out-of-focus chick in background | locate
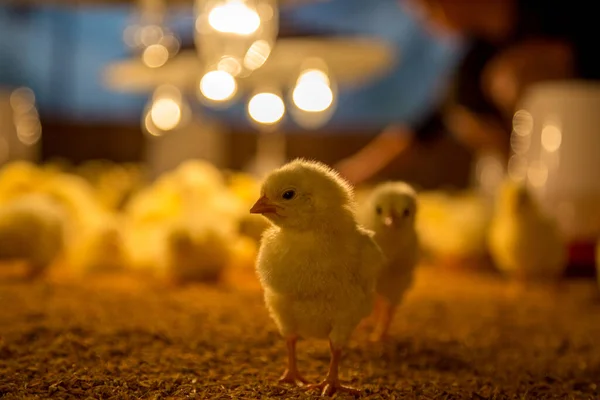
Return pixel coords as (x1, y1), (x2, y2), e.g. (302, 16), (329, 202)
(36, 170), (128, 278)
(0, 160), (133, 279)
(67, 214), (129, 277)
(488, 179), (567, 284)
(358, 181), (419, 342)
(252, 159), (384, 396)
(0, 161), (47, 204)
(75, 160), (146, 211)
(0, 193), (66, 280)
(162, 220), (232, 285)
(227, 172), (272, 242)
(123, 159), (258, 285)
(416, 190), (491, 270)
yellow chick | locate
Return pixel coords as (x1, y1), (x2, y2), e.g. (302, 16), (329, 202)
(488, 180), (568, 282)
(0, 194), (66, 279)
(0, 161), (46, 204)
(43, 158), (72, 175)
(227, 171), (271, 242)
(252, 159), (384, 396)
(359, 181), (419, 342)
(66, 215), (129, 276)
(163, 221), (232, 284)
(416, 190), (491, 268)
(37, 172), (105, 231)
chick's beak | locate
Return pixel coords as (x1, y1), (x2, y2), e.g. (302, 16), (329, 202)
(383, 212), (399, 227)
(250, 195), (277, 215)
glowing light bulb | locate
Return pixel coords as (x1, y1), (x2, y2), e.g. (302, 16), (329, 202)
(208, 0), (261, 35)
(298, 69), (330, 86)
(199, 70), (237, 102)
(150, 98), (182, 131)
(292, 69), (333, 113)
(248, 92), (285, 125)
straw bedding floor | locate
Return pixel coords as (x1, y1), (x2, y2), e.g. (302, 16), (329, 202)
(1, 266), (600, 399)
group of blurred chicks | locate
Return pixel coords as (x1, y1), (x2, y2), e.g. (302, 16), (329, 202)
(410, 182), (568, 282)
(0, 156), (569, 286)
(0, 159), (268, 285)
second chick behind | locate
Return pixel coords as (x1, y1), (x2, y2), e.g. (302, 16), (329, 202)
(359, 181), (419, 342)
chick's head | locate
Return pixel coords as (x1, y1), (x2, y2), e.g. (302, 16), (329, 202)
(367, 182), (417, 230)
(250, 159), (354, 230)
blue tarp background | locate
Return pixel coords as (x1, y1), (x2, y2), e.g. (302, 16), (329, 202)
(0, 0), (465, 131)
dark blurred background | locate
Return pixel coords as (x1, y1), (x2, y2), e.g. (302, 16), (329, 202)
(0, 0), (472, 188)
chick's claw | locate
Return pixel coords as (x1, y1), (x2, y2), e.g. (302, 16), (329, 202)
(278, 369), (308, 386)
(305, 380), (361, 397)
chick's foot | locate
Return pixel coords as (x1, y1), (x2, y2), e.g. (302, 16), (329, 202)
(278, 369), (308, 386)
(306, 379), (360, 397)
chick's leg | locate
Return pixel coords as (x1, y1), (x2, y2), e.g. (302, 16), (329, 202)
(357, 295), (383, 332)
(279, 335), (307, 386)
(370, 298), (396, 342)
(306, 340), (360, 396)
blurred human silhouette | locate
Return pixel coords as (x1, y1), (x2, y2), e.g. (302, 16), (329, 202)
(337, 0), (599, 184)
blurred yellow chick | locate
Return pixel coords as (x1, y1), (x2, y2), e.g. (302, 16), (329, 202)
(488, 179), (568, 282)
(223, 235), (261, 288)
(358, 181), (419, 342)
(29, 171), (127, 277)
(252, 159), (384, 396)
(43, 158), (72, 175)
(417, 190), (491, 268)
(0, 161), (47, 204)
(0, 194), (67, 279)
(66, 215), (129, 276)
(227, 171), (271, 242)
(123, 159), (242, 282)
(91, 162), (145, 211)
(162, 219), (232, 284)
(156, 159), (244, 227)
(37, 172), (106, 230)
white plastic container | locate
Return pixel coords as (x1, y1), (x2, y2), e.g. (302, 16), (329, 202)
(510, 81), (600, 244)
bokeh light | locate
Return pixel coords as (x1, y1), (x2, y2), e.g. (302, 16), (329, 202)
(208, 0), (261, 35)
(199, 70), (237, 102)
(248, 92), (285, 125)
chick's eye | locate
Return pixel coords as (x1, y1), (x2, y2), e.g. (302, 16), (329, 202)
(403, 208), (411, 217)
(376, 206), (382, 215)
(282, 190), (296, 200)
